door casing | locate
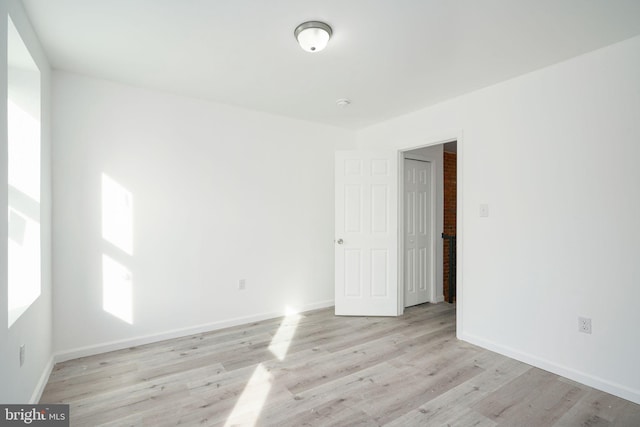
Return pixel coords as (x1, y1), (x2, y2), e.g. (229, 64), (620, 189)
(395, 135), (462, 325)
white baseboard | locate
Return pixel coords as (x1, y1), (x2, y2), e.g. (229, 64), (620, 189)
(30, 355), (54, 404)
(459, 332), (640, 405)
(54, 300), (335, 363)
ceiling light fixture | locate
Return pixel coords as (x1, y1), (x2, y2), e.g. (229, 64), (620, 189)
(294, 21), (332, 52)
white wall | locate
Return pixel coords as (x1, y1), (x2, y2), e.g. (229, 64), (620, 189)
(0, 0), (53, 403)
(357, 35), (640, 404)
(52, 72), (355, 357)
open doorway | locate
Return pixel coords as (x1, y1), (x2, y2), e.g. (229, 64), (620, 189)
(443, 141), (457, 303)
(401, 145), (442, 308)
(403, 156), (433, 307)
(334, 139), (461, 318)
(400, 140), (458, 309)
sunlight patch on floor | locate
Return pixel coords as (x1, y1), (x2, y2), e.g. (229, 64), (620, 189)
(268, 311), (302, 361)
(223, 363), (273, 427)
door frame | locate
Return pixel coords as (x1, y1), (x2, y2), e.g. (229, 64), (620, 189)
(401, 155), (437, 308)
(395, 133), (463, 335)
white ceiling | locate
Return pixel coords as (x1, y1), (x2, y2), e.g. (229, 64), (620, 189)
(21, 0), (640, 129)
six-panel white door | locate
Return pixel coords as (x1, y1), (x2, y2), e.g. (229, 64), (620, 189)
(404, 159), (432, 307)
(334, 151), (398, 316)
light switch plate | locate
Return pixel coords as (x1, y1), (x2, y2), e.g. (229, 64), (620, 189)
(479, 204), (489, 217)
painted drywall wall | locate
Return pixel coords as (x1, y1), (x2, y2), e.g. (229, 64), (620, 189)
(0, 0), (53, 403)
(356, 35), (640, 403)
(52, 71), (355, 357)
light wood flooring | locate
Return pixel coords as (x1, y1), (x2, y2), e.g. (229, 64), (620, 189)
(41, 303), (640, 426)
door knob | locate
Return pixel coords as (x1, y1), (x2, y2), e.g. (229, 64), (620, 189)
(337, 238), (344, 245)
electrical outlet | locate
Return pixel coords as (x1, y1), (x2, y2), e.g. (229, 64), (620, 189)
(578, 317), (592, 334)
(238, 279), (246, 290)
(19, 344), (25, 367)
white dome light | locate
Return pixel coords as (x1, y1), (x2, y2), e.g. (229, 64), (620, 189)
(294, 21), (332, 53)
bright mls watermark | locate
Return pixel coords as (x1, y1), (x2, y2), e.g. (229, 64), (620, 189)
(1, 405), (69, 426)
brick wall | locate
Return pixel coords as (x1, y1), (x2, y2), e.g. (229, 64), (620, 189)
(443, 151), (457, 302)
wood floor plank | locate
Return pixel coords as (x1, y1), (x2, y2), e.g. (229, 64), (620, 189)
(251, 362), (403, 426)
(276, 333), (407, 395)
(356, 350), (486, 424)
(554, 388), (640, 427)
(70, 362), (226, 417)
(39, 303), (640, 426)
(388, 358), (531, 427)
(472, 367), (588, 427)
